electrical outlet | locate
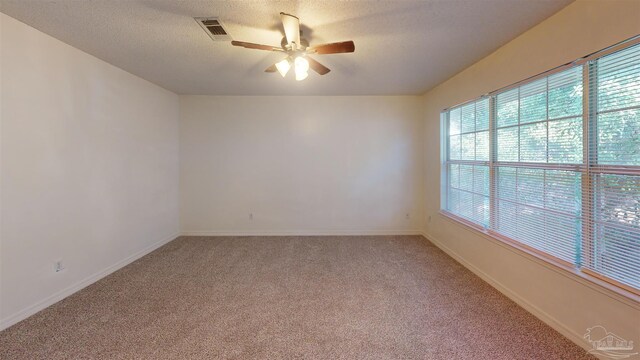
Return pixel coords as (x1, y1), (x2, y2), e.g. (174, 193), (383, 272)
(405, 213), (410, 220)
(249, 213), (253, 220)
(54, 260), (65, 273)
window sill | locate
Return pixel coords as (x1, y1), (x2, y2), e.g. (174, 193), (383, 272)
(437, 210), (640, 308)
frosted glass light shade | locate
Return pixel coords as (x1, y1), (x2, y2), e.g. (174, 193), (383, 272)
(275, 58), (291, 77)
(294, 57), (309, 81)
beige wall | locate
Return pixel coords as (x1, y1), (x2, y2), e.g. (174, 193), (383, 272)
(422, 0), (640, 353)
(0, 14), (180, 329)
(180, 96), (424, 235)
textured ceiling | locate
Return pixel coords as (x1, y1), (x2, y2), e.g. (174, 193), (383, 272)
(0, 0), (573, 95)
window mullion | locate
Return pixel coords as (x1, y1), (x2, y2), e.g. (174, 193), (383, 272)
(580, 61), (596, 268)
(442, 112), (450, 211)
(489, 96), (497, 231)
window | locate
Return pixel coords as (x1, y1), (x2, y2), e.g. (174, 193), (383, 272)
(584, 43), (640, 290)
(441, 39), (640, 294)
(494, 67), (583, 265)
(444, 98), (490, 227)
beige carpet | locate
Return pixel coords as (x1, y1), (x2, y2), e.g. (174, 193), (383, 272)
(0, 235), (594, 359)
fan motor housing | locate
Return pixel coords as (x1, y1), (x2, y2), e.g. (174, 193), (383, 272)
(281, 36), (309, 50)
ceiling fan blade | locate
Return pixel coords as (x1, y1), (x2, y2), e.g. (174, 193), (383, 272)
(231, 40), (282, 52)
(265, 64), (277, 73)
(308, 41), (355, 55)
(280, 12), (300, 49)
(306, 56), (330, 75)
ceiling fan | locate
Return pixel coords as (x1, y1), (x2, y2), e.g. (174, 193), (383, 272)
(231, 12), (355, 81)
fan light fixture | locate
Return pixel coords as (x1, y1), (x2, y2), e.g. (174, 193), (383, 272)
(294, 56), (309, 81)
(275, 58), (291, 77)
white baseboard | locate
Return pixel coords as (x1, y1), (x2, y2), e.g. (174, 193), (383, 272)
(0, 232), (180, 331)
(181, 229), (424, 237)
(419, 231), (600, 357)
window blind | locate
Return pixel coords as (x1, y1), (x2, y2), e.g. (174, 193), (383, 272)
(492, 66), (583, 265)
(584, 43), (640, 290)
(445, 98), (490, 227)
(441, 38), (640, 293)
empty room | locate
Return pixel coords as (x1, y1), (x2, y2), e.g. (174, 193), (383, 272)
(1, 0), (639, 358)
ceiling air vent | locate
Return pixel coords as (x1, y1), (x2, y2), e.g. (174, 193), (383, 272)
(195, 17), (232, 41)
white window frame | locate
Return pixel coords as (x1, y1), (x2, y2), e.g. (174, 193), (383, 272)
(440, 35), (640, 300)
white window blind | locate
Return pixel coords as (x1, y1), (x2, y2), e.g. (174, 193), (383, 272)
(584, 43), (640, 290)
(444, 98), (490, 227)
(493, 66), (583, 265)
(441, 39), (640, 293)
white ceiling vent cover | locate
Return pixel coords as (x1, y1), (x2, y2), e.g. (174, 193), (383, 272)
(195, 17), (232, 41)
